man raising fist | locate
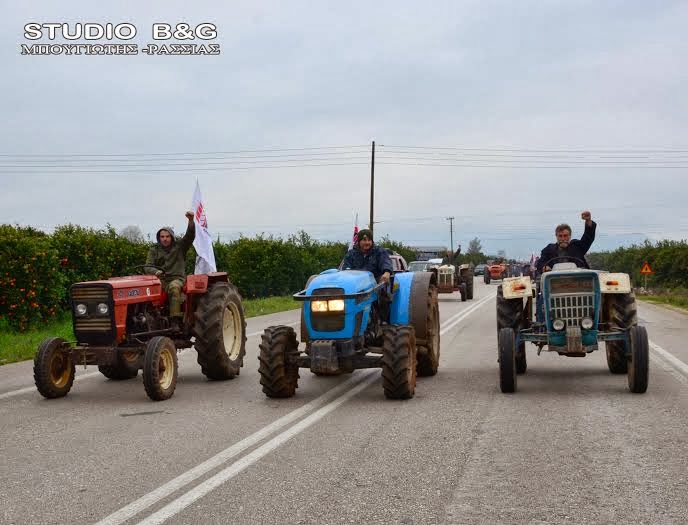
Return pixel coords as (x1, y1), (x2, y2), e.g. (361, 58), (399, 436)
(536, 210), (596, 273)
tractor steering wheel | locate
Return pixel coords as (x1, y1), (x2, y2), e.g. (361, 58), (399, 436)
(125, 264), (165, 276)
(541, 256), (587, 272)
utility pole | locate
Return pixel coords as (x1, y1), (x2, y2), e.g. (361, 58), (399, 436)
(446, 216), (455, 253)
(369, 140), (375, 234)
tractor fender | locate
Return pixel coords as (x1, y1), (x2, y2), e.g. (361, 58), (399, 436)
(390, 271), (436, 340)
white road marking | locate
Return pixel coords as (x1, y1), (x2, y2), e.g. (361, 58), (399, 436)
(97, 295), (493, 525)
(94, 372), (374, 525)
(649, 340), (688, 384)
(0, 371), (101, 400)
(135, 371), (380, 525)
(440, 293), (495, 336)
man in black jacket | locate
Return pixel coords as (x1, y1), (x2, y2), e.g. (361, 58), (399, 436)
(342, 229), (393, 283)
(536, 211), (596, 273)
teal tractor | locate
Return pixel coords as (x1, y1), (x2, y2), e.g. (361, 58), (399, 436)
(496, 259), (649, 394)
(258, 269), (440, 400)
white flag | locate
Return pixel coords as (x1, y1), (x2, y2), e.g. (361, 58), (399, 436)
(191, 180), (217, 274)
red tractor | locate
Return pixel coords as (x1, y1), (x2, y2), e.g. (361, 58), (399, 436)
(483, 260), (509, 284)
(33, 265), (246, 401)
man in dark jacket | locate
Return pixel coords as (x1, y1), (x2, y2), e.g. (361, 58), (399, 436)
(536, 210), (596, 273)
(342, 229), (393, 283)
(145, 211), (196, 321)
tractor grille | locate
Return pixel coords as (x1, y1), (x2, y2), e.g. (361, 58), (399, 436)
(549, 294), (594, 328)
(438, 269), (454, 287)
(71, 284), (116, 344)
(71, 287), (110, 302)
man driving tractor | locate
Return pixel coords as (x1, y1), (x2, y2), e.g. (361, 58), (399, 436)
(145, 211), (196, 325)
(342, 228), (393, 283)
(536, 210), (596, 273)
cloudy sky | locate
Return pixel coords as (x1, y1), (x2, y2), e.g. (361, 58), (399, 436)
(1, 1), (687, 259)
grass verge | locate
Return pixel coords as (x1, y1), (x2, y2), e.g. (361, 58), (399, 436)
(0, 295), (299, 366)
(637, 294), (688, 312)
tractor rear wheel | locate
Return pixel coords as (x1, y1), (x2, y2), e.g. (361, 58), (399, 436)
(463, 269), (474, 300)
(195, 282), (247, 380)
(604, 292), (637, 374)
(143, 336), (178, 401)
(34, 338), (75, 399)
(497, 286), (527, 374)
(381, 325), (417, 399)
(259, 326), (300, 398)
(98, 351), (140, 380)
(417, 284), (440, 377)
(498, 327), (517, 393)
(628, 325), (649, 393)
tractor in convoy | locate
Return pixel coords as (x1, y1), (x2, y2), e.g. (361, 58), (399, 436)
(429, 260), (474, 302)
(258, 269), (440, 400)
(33, 265), (247, 401)
(483, 259), (509, 284)
(495, 258), (648, 394)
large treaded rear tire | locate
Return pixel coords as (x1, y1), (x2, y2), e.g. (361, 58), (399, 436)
(34, 337), (75, 399)
(417, 284), (440, 377)
(98, 351), (139, 380)
(381, 326), (417, 399)
(258, 326), (300, 398)
(604, 292), (637, 374)
(195, 282), (247, 380)
(464, 269), (474, 300)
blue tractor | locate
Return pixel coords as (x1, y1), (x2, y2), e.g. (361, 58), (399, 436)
(258, 269), (439, 399)
(496, 258), (649, 394)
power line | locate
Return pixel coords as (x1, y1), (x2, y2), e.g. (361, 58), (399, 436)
(0, 145), (371, 158)
(379, 145), (688, 153)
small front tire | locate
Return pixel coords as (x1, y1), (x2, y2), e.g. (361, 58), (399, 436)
(34, 338), (75, 399)
(143, 336), (178, 401)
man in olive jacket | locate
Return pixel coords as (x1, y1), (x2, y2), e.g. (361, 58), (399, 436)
(145, 211), (196, 320)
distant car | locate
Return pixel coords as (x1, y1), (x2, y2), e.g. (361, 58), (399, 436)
(408, 261), (431, 272)
(474, 264), (487, 276)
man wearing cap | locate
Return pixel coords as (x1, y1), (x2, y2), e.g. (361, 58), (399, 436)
(342, 228), (393, 283)
(145, 211), (196, 324)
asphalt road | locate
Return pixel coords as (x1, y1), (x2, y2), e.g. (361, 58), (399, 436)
(1, 280), (687, 525)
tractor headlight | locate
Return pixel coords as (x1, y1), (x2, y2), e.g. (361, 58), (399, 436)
(552, 319), (565, 331)
(97, 303), (109, 315)
(311, 300), (329, 313)
(327, 299), (345, 312)
(75, 303), (88, 316)
(581, 317), (594, 330)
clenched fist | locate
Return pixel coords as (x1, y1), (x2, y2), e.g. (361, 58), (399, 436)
(581, 210), (592, 222)
(185, 211), (194, 220)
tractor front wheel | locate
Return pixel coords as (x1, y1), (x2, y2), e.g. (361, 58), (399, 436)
(498, 327), (517, 393)
(628, 325), (649, 393)
(34, 338), (75, 399)
(258, 326), (300, 398)
(381, 325), (417, 399)
(143, 336), (178, 401)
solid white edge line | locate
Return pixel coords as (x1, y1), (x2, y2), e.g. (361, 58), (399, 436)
(98, 292), (493, 524)
(136, 372), (380, 525)
(649, 340), (688, 379)
(0, 371), (102, 400)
